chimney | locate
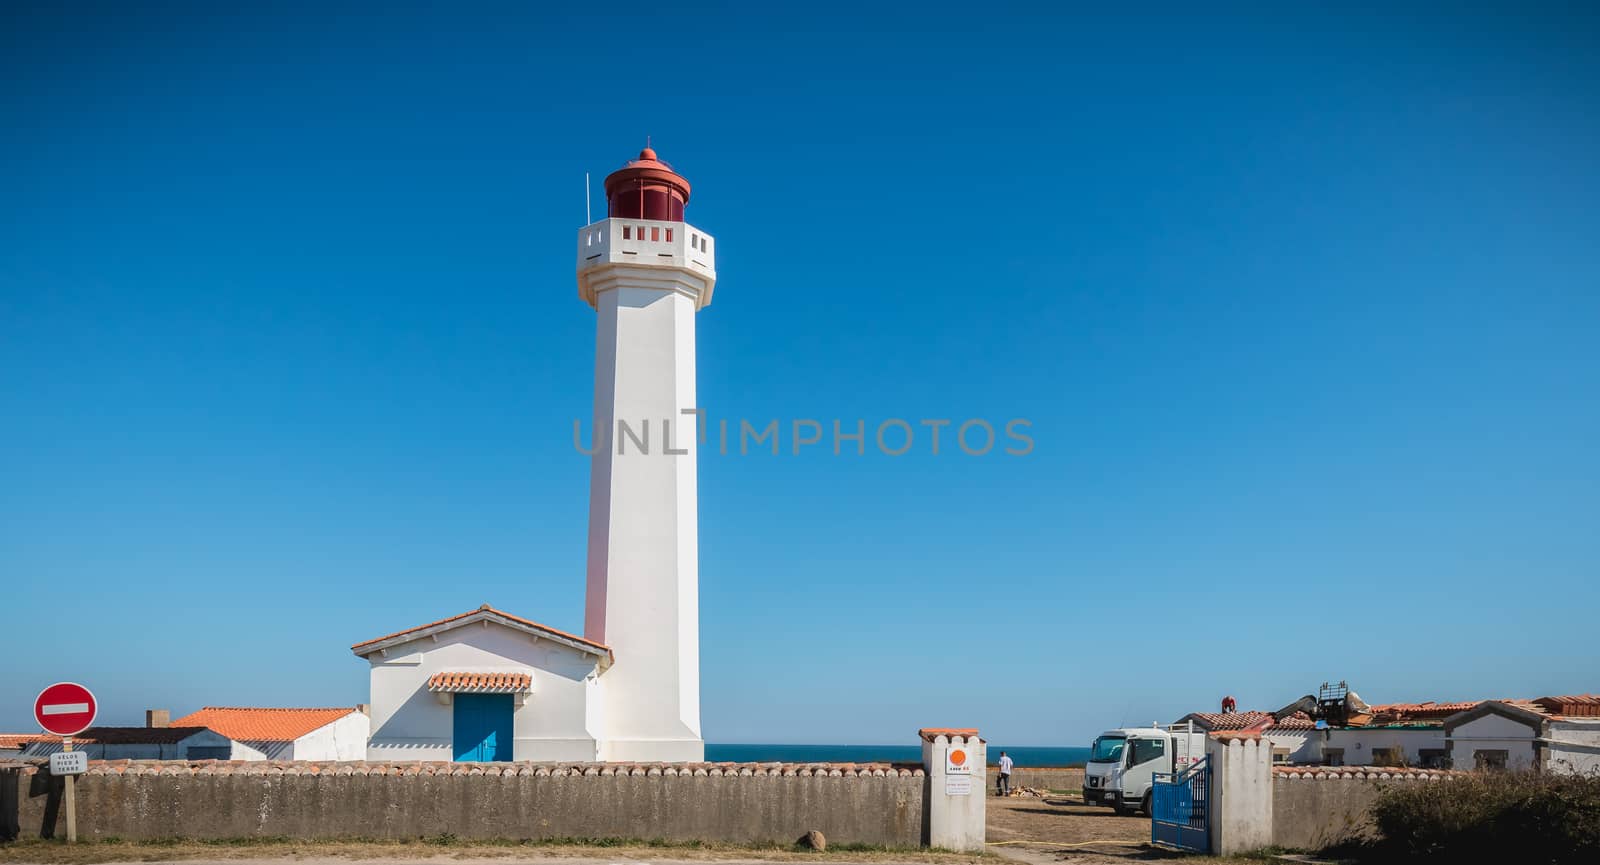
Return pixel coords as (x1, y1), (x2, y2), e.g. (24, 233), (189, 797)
(146, 709), (170, 728)
(356, 703), (370, 716)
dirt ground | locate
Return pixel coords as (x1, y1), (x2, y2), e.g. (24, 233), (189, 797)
(985, 794), (1263, 865)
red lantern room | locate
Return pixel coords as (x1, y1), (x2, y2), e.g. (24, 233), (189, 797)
(604, 147), (691, 221)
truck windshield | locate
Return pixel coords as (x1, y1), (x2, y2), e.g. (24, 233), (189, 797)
(1089, 735), (1126, 763)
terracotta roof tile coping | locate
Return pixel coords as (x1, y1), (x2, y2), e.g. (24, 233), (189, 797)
(172, 708), (360, 743)
(428, 672), (532, 694)
(1209, 730), (1265, 741)
(1274, 765), (1458, 779)
(351, 605), (610, 656)
(8, 758), (927, 779)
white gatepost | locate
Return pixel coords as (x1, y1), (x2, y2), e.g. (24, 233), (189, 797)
(920, 728), (986, 852)
(1205, 732), (1274, 856)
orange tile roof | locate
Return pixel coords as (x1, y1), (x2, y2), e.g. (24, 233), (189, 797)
(427, 672), (532, 694)
(172, 708), (358, 742)
(1184, 711), (1276, 731)
(1368, 701), (1481, 724)
(351, 605), (610, 656)
(0, 734), (47, 750)
(1533, 694), (1600, 718)
(918, 728), (980, 742)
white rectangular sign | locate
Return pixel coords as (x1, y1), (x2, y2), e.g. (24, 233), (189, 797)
(944, 743), (974, 796)
(50, 750), (89, 776)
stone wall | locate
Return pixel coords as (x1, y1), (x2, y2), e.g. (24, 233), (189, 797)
(1007, 767), (1083, 792)
(1270, 766), (1451, 852)
(3, 761), (925, 847)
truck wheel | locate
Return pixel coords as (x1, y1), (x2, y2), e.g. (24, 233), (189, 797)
(1141, 791), (1153, 816)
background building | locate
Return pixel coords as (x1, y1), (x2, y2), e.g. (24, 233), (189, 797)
(171, 706), (369, 761)
(21, 726), (231, 760)
(1443, 696), (1600, 773)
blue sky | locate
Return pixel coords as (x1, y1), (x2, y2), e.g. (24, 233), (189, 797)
(2, 2), (1597, 745)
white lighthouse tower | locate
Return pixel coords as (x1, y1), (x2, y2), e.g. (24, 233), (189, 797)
(577, 147), (714, 762)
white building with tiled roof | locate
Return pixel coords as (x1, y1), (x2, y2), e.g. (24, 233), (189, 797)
(352, 605), (613, 762)
(1175, 705), (1451, 767)
(171, 706), (369, 761)
(1443, 695), (1600, 773)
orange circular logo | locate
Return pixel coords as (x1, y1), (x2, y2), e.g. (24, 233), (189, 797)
(950, 749), (967, 766)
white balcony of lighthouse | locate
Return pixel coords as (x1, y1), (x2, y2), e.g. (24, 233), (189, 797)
(576, 218), (717, 309)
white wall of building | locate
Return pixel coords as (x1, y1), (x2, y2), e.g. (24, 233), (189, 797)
(1547, 721), (1600, 774)
(1264, 730), (1316, 763)
(292, 710), (369, 761)
(1447, 713), (1539, 771)
(230, 739), (291, 761)
(1321, 727), (1446, 767)
(366, 621), (603, 761)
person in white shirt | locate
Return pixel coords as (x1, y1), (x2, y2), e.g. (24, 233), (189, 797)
(996, 751), (1015, 795)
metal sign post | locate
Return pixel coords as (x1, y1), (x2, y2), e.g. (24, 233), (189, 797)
(63, 738), (76, 843)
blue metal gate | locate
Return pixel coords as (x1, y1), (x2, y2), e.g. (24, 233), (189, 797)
(1151, 757), (1210, 852)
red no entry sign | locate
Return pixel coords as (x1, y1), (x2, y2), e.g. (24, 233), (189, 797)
(34, 682), (97, 737)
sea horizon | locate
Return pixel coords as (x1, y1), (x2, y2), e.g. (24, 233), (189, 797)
(705, 743), (1091, 767)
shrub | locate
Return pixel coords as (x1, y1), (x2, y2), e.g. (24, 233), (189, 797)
(1363, 771), (1600, 863)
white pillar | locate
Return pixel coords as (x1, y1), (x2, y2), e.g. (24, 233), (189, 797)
(577, 218), (716, 763)
(1205, 733), (1274, 856)
(921, 729), (987, 852)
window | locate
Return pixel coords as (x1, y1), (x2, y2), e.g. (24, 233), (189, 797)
(1475, 750), (1508, 771)
(622, 226), (631, 239)
(1272, 748), (1291, 765)
(1419, 749), (1449, 769)
(1089, 736), (1126, 764)
(1129, 738), (1166, 767)
(1324, 748), (1345, 767)
(1372, 747), (1404, 767)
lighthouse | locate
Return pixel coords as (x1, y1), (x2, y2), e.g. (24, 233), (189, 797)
(577, 147), (714, 762)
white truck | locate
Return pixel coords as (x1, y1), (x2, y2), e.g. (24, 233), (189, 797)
(1081, 722), (1205, 815)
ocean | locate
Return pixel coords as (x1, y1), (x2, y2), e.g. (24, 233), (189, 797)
(705, 743), (1090, 767)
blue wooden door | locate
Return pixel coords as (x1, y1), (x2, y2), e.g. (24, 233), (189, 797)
(452, 694), (513, 761)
